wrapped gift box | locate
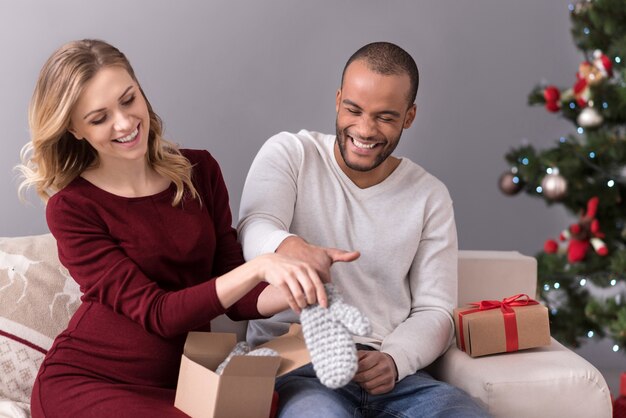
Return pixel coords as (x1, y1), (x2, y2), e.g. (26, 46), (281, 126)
(453, 295), (551, 358)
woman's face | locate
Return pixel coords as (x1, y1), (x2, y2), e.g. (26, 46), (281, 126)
(69, 66), (150, 168)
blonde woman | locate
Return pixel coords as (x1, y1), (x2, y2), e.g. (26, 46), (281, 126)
(18, 39), (358, 417)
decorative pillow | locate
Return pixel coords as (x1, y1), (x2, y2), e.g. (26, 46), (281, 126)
(0, 234), (80, 409)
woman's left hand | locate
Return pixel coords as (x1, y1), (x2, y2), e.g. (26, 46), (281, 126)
(252, 253), (327, 313)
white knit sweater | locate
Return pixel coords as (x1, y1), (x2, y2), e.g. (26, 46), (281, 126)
(238, 129), (458, 380)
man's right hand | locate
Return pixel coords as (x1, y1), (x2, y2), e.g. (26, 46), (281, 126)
(276, 236), (360, 282)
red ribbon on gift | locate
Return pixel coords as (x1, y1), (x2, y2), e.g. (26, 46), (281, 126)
(457, 294), (538, 354)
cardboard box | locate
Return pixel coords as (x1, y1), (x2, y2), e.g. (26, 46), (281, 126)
(454, 301), (551, 357)
(174, 324), (310, 418)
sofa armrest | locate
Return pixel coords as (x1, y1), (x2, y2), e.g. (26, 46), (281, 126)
(458, 250), (537, 306)
(446, 250), (612, 417)
(428, 338), (612, 418)
(1, 233), (81, 412)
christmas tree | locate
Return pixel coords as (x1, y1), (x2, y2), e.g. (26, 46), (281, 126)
(499, 0), (626, 353)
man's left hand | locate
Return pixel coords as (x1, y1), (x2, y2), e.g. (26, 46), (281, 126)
(353, 350), (398, 395)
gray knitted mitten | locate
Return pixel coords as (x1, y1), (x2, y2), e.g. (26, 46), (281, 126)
(300, 283), (372, 389)
(215, 341), (279, 375)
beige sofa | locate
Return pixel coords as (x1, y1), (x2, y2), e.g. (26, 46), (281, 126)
(0, 234), (613, 418)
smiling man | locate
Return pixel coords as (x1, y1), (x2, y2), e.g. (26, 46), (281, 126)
(238, 42), (490, 417)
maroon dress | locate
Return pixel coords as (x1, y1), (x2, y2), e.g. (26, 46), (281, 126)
(31, 149), (266, 417)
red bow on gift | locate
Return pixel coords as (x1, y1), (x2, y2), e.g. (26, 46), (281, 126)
(470, 294), (537, 311)
(458, 294), (539, 353)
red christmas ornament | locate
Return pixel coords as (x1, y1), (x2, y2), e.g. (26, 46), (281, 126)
(572, 52), (612, 110)
(548, 196), (609, 263)
(543, 86), (561, 112)
(573, 76), (589, 108)
(544, 239), (559, 254)
(593, 49), (613, 78)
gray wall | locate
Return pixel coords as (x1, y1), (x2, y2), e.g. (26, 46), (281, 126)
(1, 0), (620, 392)
(1, 0), (577, 252)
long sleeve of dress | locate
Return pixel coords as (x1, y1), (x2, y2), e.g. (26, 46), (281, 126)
(46, 149), (265, 339)
(193, 150), (269, 320)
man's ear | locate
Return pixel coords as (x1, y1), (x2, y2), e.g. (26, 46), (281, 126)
(335, 88), (342, 113)
(403, 104), (417, 129)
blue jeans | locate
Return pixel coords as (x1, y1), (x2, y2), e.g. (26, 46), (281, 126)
(275, 363), (491, 418)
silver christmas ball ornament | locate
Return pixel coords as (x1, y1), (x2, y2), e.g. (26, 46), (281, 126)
(541, 169), (568, 200)
(577, 107), (604, 128)
(499, 170), (523, 195)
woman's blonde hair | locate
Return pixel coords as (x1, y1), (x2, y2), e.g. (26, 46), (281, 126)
(16, 39), (198, 205)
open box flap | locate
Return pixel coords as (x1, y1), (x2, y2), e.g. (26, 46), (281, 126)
(184, 332), (237, 370)
(258, 324), (311, 376)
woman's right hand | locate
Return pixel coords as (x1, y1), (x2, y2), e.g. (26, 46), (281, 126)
(253, 253), (327, 313)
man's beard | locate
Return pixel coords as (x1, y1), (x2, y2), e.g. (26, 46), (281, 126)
(335, 119), (402, 172)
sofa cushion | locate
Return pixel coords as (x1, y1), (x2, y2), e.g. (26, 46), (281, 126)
(428, 337), (612, 418)
(0, 234), (80, 406)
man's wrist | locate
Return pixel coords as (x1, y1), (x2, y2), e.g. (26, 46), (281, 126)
(383, 352), (399, 381)
(275, 235), (303, 254)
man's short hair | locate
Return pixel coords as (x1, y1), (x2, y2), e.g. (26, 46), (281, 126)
(341, 42), (419, 106)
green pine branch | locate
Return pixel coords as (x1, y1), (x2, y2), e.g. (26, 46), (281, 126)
(502, 0), (626, 353)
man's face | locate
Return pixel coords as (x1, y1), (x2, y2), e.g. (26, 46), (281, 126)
(335, 59), (416, 176)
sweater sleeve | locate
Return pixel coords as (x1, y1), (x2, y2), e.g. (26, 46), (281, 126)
(237, 133), (300, 260)
(194, 150), (268, 320)
(380, 194), (458, 381)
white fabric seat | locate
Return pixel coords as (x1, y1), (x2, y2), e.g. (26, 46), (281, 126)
(5, 237), (610, 417)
